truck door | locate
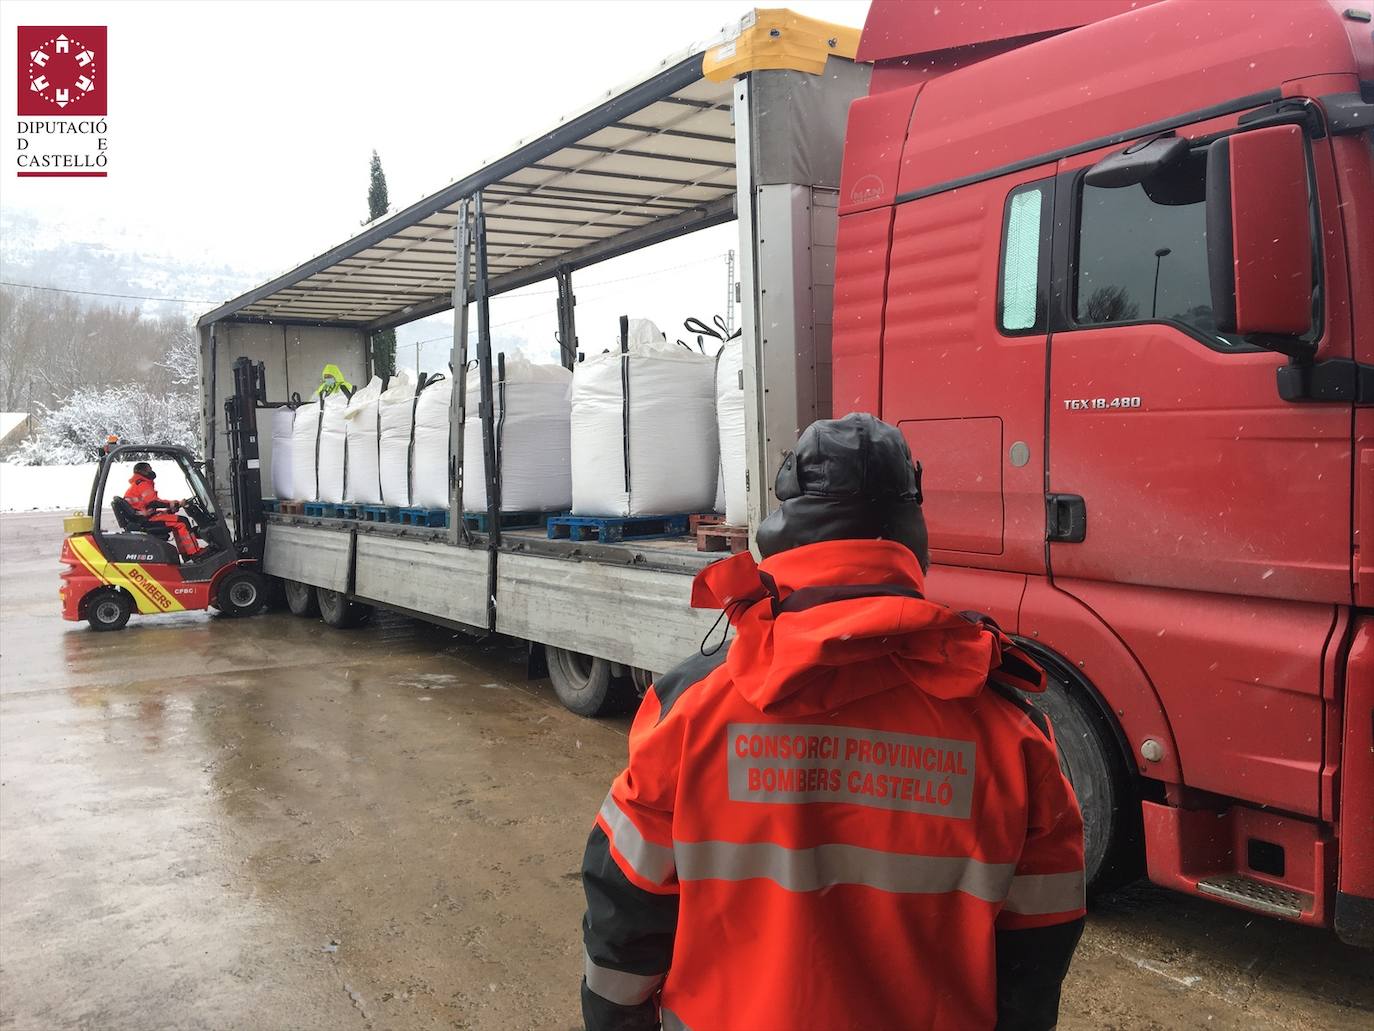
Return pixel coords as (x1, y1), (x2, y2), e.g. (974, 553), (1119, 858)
(1044, 111), (1352, 817)
(882, 165), (1056, 576)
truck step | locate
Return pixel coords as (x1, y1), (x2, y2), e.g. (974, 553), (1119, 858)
(697, 522), (749, 554)
(462, 509), (560, 533)
(397, 507), (449, 528)
(359, 505), (400, 523)
(548, 513), (691, 544)
(1196, 874), (1310, 918)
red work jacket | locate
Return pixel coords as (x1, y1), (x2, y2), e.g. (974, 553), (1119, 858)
(582, 539), (1085, 1031)
(124, 474), (164, 514)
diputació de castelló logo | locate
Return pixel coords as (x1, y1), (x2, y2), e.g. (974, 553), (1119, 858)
(16, 25), (109, 177)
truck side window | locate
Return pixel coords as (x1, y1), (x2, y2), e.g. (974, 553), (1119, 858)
(998, 182), (1049, 334)
(1074, 151), (1247, 350)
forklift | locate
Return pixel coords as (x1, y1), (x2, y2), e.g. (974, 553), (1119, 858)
(60, 358), (270, 631)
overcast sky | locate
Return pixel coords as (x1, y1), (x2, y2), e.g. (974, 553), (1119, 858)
(1, 0), (868, 369)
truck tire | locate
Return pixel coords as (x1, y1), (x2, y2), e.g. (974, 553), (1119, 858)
(1024, 651), (1143, 894)
(284, 579), (319, 617)
(547, 647), (636, 717)
(213, 570), (266, 617)
(317, 587), (371, 629)
(86, 588), (132, 632)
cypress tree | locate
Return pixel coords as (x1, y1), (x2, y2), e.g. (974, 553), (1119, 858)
(368, 150), (397, 378)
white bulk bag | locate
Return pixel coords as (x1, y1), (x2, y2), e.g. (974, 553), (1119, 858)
(270, 406), (296, 501)
(716, 336), (747, 525)
(290, 399), (322, 502)
(463, 358), (573, 513)
(571, 319), (718, 517)
(344, 376), (385, 505)
(316, 390), (349, 504)
(378, 369), (419, 507)
(411, 375), (452, 509)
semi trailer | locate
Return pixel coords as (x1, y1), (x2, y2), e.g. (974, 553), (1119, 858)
(197, 2), (1374, 944)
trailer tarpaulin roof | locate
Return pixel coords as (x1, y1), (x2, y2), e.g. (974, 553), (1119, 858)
(198, 9), (860, 332)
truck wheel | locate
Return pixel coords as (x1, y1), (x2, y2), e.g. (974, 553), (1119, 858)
(547, 647), (635, 717)
(317, 587), (371, 629)
(214, 570), (266, 617)
(86, 589), (132, 632)
(1026, 654), (1143, 894)
(284, 579), (319, 617)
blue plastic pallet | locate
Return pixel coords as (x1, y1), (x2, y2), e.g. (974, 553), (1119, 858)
(360, 505), (400, 523)
(262, 498), (281, 513)
(547, 513), (690, 544)
(397, 507), (448, 527)
(462, 509), (559, 533)
(303, 502), (346, 518)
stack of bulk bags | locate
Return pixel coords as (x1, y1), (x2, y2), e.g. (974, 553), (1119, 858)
(343, 375), (385, 505)
(378, 369), (419, 507)
(571, 318), (718, 517)
(290, 397), (323, 502)
(715, 336), (747, 525)
(316, 390), (349, 504)
(270, 406), (297, 500)
(462, 357), (573, 513)
(410, 374), (452, 509)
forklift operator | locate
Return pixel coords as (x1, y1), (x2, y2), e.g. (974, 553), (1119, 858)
(124, 462), (201, 559)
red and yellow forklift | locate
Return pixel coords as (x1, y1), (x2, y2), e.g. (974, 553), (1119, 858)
(60, 358), (270, 631)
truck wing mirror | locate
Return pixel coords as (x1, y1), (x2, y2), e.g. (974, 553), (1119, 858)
(1205, 125), (1315, 360)
(1084, 134), (1188, 188)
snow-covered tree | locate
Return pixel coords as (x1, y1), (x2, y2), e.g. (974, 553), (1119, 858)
(10, 384), (198, 465)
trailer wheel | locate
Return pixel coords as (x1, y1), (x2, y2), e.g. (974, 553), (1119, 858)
(547, 647), (636, 717)
(283, 580), (319, 617)
(317, 587), (371, 629)
(213, 570), (266, 617)
(86, 588), (131, 632)
(1026, 654), (1143, 894)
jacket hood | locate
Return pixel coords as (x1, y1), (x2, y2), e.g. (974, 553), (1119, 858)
(692, 539), (1033, 718)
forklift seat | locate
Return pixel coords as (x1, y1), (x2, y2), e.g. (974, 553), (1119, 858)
(111, 496), (173, 539)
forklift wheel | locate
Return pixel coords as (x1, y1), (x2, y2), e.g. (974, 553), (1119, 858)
(317, 587), (371, 629)
(86, 589), (132, 632)
(213, 570), (266, 618)
(283, 579), (319, 618)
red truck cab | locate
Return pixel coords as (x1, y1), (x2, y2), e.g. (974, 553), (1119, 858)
(834, 0), (1374, 944)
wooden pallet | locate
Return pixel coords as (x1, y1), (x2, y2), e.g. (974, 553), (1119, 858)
(279, 500), (306, 516)
(360, 505), (400, 523)
(548, 513), (691, 544)
(461, 509), (560, 533)
(689, 513), (724, 533)
(397, 507), (449, 527)
(697, 522), (749, 554)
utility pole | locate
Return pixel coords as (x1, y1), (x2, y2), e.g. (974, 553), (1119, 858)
(725, 249), (736, 334)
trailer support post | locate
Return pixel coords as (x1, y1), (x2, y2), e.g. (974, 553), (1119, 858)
(449, 198), (474, 546)
(473, 193), (501, 632)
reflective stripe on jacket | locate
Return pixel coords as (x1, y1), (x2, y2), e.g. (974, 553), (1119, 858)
(581, 538), (1085, 1031)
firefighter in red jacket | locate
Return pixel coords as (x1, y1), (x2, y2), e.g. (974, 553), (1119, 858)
(124, 462), (201, 559)
(581, 413), (1085, 1031)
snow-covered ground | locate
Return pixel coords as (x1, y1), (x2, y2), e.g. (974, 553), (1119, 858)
(0, 461), (191, 512)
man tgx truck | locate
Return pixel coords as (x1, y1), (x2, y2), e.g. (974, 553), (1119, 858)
(198, 2), (1371, 943)
(835, 0), (1373, 944)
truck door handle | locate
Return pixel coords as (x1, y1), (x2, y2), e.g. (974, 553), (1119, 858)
(1046, 494), (1087, 543)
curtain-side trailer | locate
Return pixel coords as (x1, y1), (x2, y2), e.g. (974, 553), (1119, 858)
(196, 11), (868, 709)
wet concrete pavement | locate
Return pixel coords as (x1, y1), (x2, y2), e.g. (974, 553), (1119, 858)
(2, 511), (1371, 1030)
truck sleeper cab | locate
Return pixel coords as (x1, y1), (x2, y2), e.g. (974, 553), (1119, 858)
(835, 0), (1373, 944)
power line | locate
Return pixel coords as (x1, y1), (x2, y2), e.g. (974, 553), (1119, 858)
(0, 280), (220, 305)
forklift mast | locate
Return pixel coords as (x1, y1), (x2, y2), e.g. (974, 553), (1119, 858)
(224, 357), (267, 562)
